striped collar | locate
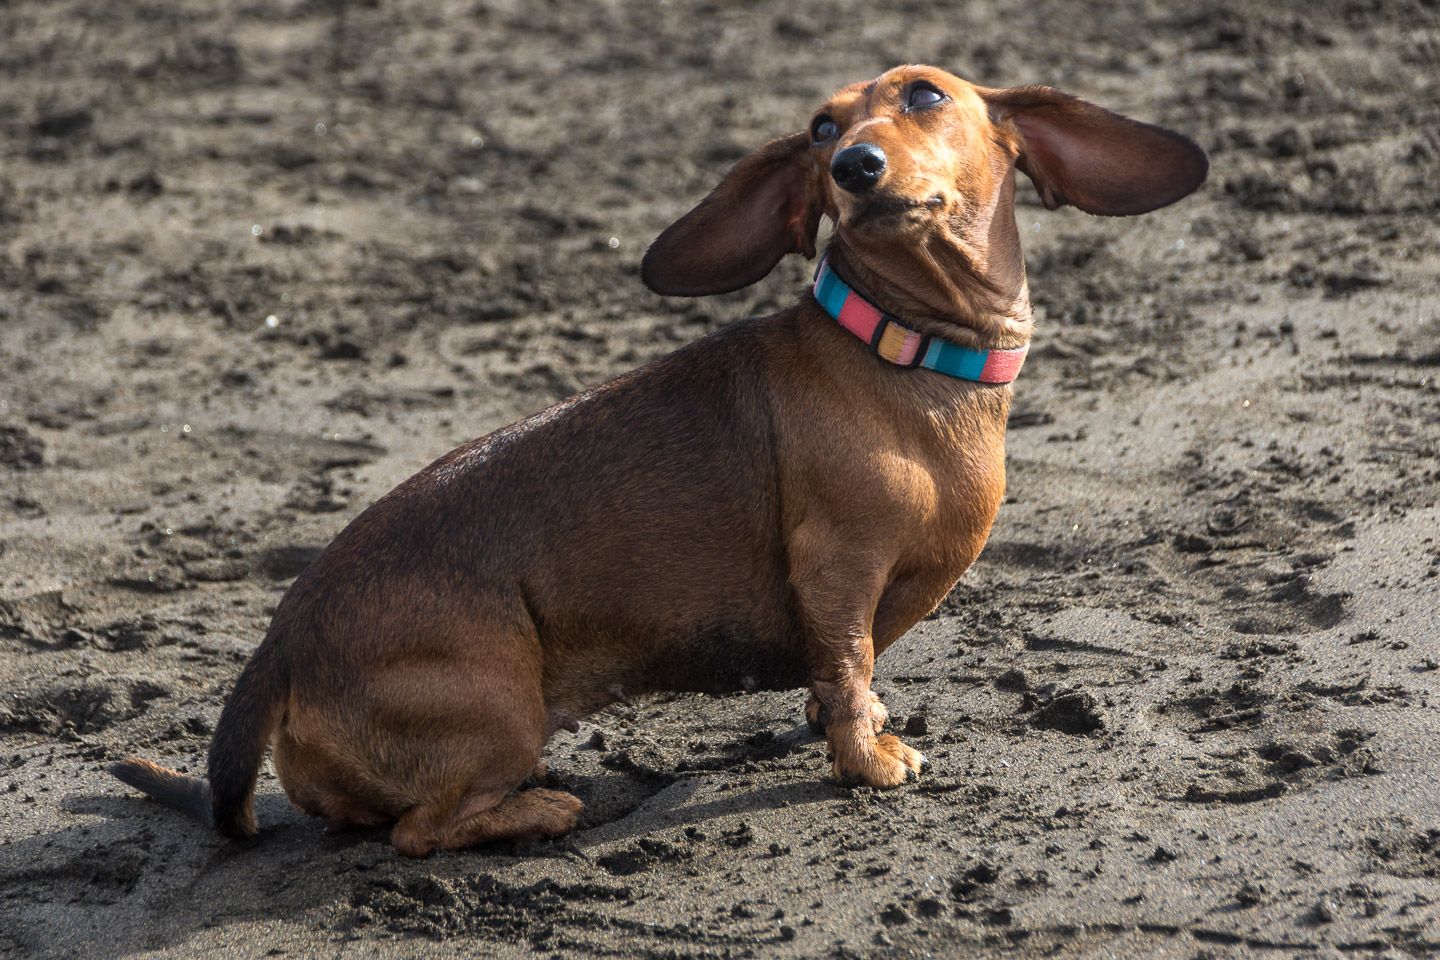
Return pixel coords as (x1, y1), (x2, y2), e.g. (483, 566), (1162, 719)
(812, 256), (1028, 384)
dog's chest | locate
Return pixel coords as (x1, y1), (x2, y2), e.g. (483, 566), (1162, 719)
(879, 407), (1012, 594)
(905, 457), (1006, 575)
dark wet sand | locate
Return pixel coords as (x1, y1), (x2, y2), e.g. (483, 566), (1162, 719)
(2, 1), (1438, 956)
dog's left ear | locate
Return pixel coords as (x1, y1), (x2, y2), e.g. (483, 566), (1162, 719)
(981, 85), (1208, 217)
(642, 132), (821, 297)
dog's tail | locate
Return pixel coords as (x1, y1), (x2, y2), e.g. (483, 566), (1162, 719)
(108, 756), (212, 823)
(109, 635), (289, 839)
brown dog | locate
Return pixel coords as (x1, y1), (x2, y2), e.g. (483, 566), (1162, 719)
(111, 66), (1206, 857)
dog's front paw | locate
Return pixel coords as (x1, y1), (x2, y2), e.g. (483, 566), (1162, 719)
(805, 693), (826, 734)
(805, 690), (888, 736)
(831, 733), (925, 788)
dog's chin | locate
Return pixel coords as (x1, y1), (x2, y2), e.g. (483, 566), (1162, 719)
(838, 197), (933, 234)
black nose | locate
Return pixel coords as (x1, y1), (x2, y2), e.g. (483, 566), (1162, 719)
(831, 143), (887, 194)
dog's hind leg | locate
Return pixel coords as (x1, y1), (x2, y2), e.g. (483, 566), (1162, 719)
(392, 788), (582, 856)
(379, 604), (586, 857)
(447, 788), (581, 851)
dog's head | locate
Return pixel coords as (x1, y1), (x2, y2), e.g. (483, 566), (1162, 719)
(642, 65), (1208, 300)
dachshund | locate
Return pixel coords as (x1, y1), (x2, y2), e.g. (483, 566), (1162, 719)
(111, 65), (1207, 857)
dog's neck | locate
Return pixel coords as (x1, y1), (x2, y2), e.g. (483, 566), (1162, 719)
(811, 256), (1028, 382)
(824, 176), (1034, 352)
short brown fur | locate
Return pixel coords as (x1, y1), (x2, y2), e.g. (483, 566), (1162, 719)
(111, 66), (1206, 856)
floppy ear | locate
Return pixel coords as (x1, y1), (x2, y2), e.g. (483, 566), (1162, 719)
(981, 85), (1208, 217)
(642, 132), (822, 296)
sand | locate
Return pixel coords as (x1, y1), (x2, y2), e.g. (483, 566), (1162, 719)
(2, 0), (1438, 956)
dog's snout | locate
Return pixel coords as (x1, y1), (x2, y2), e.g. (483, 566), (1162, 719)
(831, 143), (887, 194)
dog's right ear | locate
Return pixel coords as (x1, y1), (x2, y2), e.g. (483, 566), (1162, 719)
(981, 85), (1209, 217)
(642, 133), (822, 297)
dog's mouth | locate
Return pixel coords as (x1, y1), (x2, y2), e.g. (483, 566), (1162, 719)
(839, 193), (945, 231)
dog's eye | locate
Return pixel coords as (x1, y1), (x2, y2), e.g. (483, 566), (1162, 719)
(811, 116), (839, 144)
(906, 83), (947, 109)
